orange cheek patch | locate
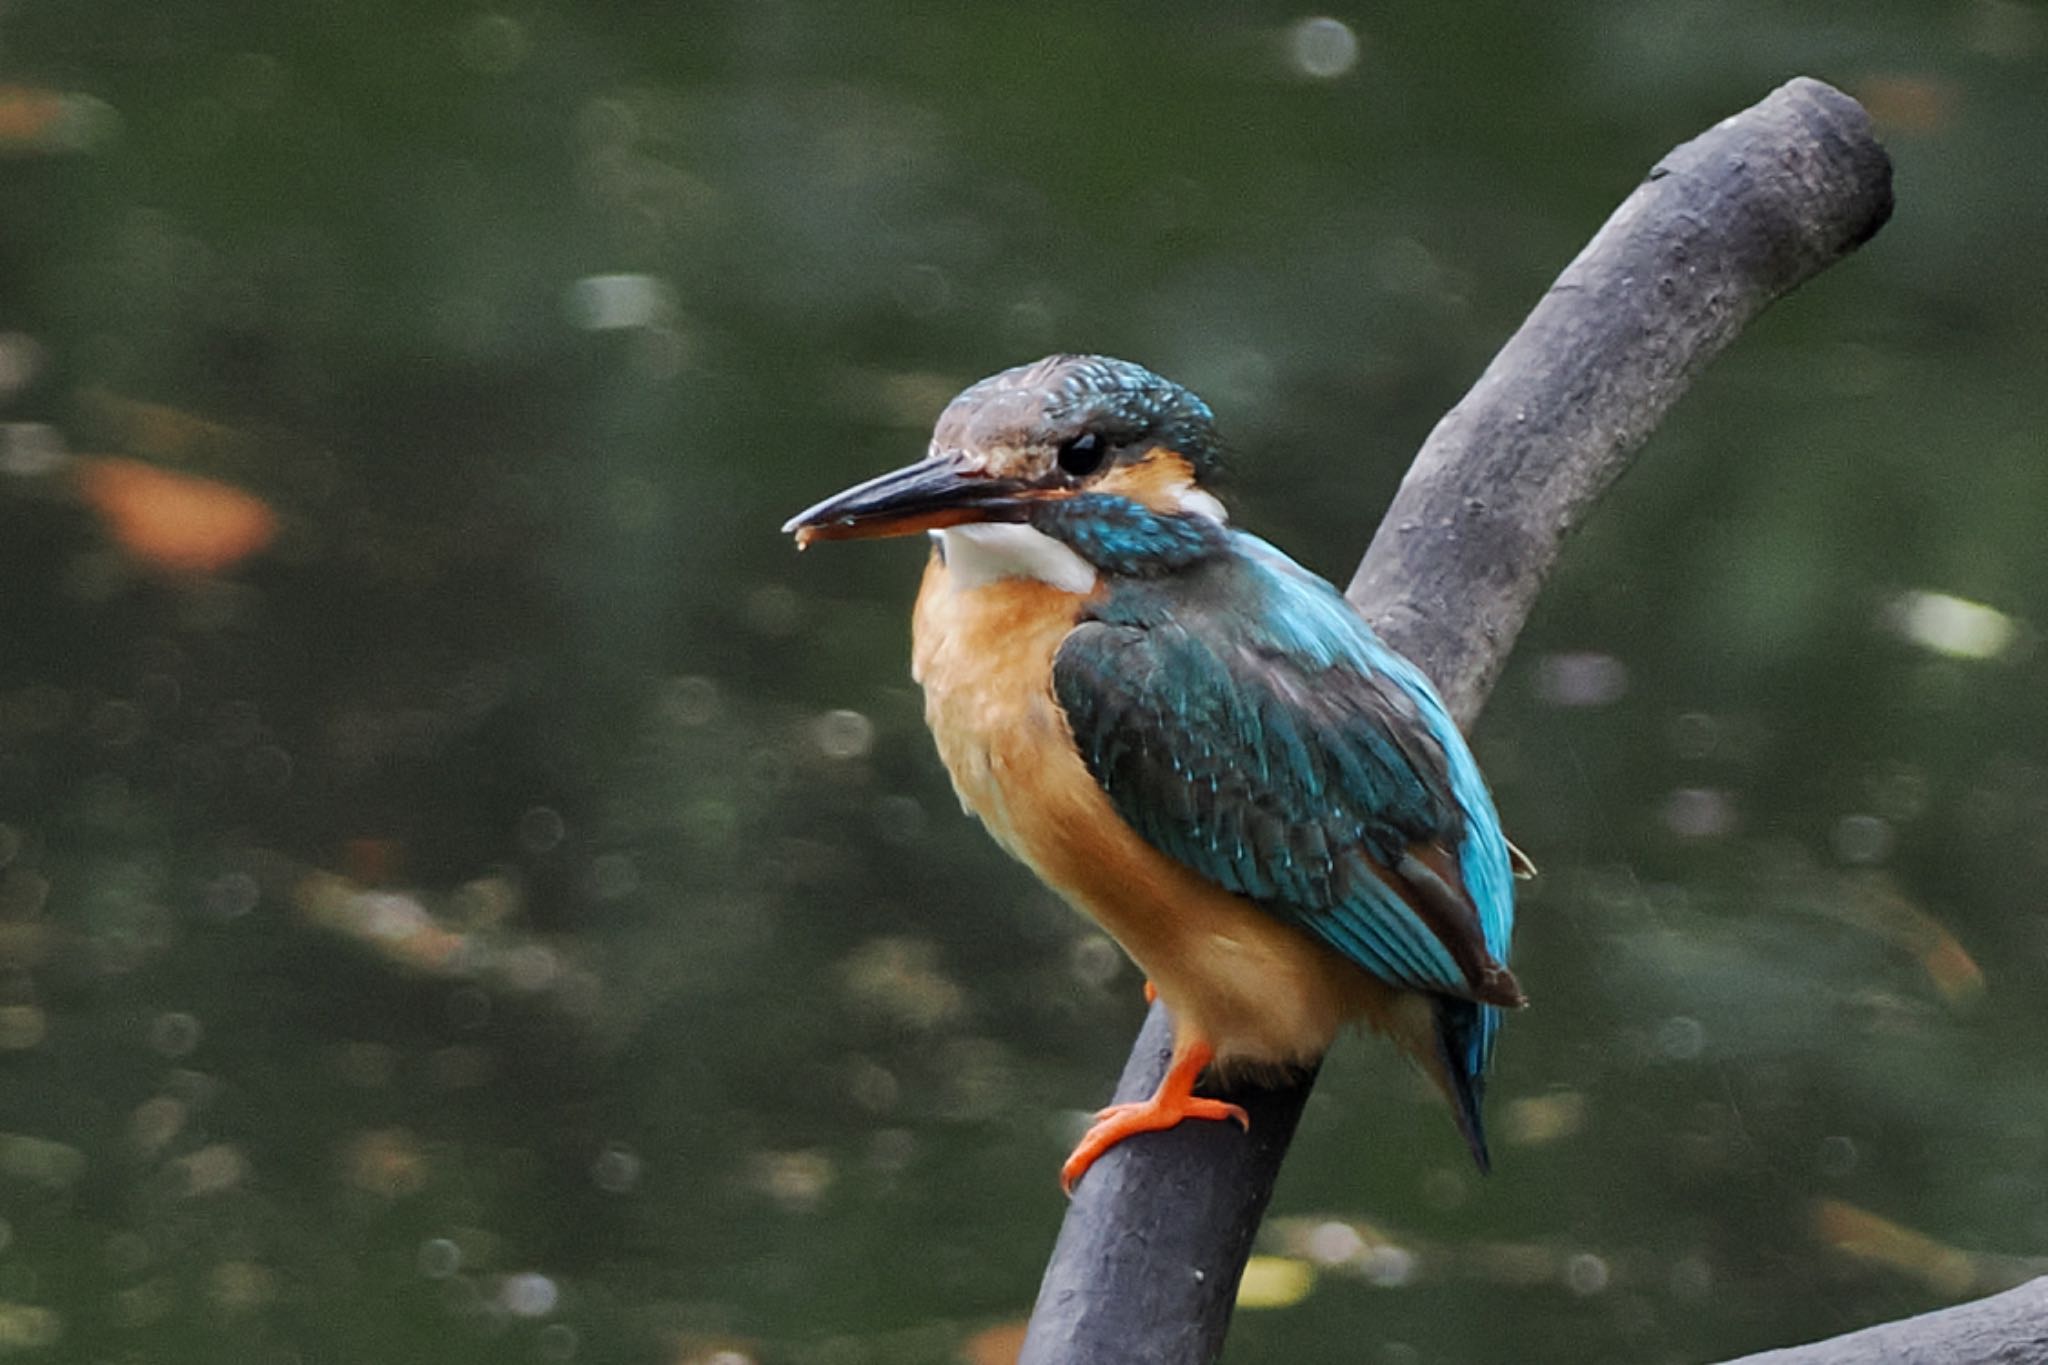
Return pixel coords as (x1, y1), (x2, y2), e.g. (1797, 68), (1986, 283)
(1095, 450), (1200, 512)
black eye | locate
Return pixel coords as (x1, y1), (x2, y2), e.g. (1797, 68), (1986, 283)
(1057, 432), (1106, 477)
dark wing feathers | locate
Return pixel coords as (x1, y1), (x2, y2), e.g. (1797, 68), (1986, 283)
(1054, 611), (1517, 1006)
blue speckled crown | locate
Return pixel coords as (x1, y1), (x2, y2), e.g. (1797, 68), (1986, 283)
(932, 354), (1224, 478)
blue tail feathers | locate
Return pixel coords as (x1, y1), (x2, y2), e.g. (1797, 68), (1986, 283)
(1432, 997), (1493, 1174)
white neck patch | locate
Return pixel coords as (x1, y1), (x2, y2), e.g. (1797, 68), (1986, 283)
(1179, 486), (1227, 523)
(934, 524), (1097, 594)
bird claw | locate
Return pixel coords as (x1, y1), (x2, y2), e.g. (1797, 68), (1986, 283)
(1062, 1095), (1252, 1193)
(1088, 1097), (1248, 1127)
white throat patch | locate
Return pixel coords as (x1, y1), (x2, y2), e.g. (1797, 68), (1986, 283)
(934, 524), (1098, 594)
(1179, 487), (1227, 524)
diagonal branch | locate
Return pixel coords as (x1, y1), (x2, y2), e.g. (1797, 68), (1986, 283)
(1716, 1275), (2048, 1364)
(1018, 76), (1894, 1365)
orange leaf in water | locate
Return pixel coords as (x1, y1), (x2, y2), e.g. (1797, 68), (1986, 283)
(75, 456), (278, 573)
(1851, 74), (1956, 134)
(959, 1319), (1027, 1365)
(0, 86), (68, 147)
(1814, 1198), (1977, 1296)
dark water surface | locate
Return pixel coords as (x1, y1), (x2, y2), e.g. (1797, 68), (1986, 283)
(0, 3), (2044, 1362)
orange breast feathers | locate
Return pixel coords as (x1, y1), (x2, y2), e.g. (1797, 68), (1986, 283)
(909, 548), (1418, 1076)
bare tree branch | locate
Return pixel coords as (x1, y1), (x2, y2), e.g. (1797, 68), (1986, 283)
(1349, 76), (1893, 705)
(1018, 76), (1895, 1365)
(1718, 1276), (2048, 1364)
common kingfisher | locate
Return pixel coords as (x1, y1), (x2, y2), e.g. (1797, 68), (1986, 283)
(784, 355), (1527, 1189)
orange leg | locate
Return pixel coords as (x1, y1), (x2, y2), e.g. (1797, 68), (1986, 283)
(1142, 979), (1157, 1005)
(1060, 1038), (1250, 1193)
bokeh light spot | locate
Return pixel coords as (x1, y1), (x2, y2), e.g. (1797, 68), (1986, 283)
(839, 937), (964, 1030)
(872, 794), (927, 845)
(1361, 1244), (1416, 1287)
(0, 1133), (85, 1189)
(459, 14), (531, 76)
(1235, 1254), (1315, 1309)
(1534, 651), (1628, 707)
(147, 1011), (202, 1059)
(1831, 813), (1895, 866)
(1565, 1252), (1611, 1295)
(752, 1150), (836, 1213)
(418, 1238), (463, 1279)
(844, 1056), (899, 1114)
(591, 1142), (642, 1193)
(204, 871), (259, 920)
(501, 943), (561, 993)
(1884, 589), (2017, 660)
(565, 274), (674, 331)
(175, 1142), (248, 1197)
(208, 1259), (276, 1313)
(587, 851), (640, 900)
(1661, 787), (1736, 839)
(0, 422), (65, 476)
(341, 1127), (428, 1198)
(1503, 1091), (1586, 1146)
(1304, 1220), (1366, 1266)
(1067, 934), (1124, 990)
(0, 335), (44, 396)
(0, 1007), (45, 1052)
(661, 676), (722, 727)
(498, 1271), (558, 1318)
(811, 709), (875, 760)
(518, 806), (566, 854)
(1286, 17), (1361, 78)
(128, 1097), (186, 1157)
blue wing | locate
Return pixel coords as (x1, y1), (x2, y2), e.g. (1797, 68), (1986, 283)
(1052, 533), (1520, 1141)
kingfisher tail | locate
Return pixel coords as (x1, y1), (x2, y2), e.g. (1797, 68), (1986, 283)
(1431, 997), (1493, 1175)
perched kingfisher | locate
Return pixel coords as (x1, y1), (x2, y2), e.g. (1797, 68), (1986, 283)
(784, 355), (1527, 1189)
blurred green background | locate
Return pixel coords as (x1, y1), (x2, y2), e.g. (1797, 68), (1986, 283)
(0, 2), (2043, 1362)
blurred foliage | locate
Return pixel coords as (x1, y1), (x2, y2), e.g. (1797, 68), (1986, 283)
(0, 2), (2044, 1363)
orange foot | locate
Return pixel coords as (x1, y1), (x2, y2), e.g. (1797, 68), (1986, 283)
(1059, 1039), (1250, 1194)
(1143, 979), (1157, 1005)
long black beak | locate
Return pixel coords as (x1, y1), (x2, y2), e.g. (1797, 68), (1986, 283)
(782, 457), (1030, 548)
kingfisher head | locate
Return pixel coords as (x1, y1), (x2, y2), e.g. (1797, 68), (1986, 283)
(783, 355), (1229, 575)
